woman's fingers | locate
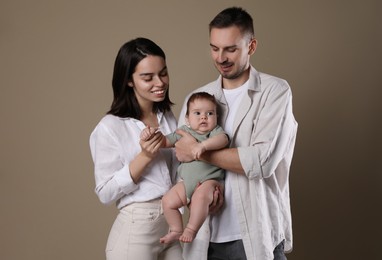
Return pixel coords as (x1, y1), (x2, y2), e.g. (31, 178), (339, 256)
(140, 132), (163, 157)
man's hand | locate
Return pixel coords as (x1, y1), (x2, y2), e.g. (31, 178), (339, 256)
(209, 184), (224, 215)
(174, 129), (198, 162)
(189, 182), (224, 215)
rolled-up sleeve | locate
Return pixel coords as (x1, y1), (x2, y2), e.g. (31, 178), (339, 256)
(238, 85), (297, 179)
(90, 123), (138, 205)
(238, 144), (264, 179)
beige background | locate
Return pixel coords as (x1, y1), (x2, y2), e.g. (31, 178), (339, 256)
(1, 0), (381, 259)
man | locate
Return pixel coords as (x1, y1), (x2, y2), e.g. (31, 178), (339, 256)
(175, 7), (298, 260)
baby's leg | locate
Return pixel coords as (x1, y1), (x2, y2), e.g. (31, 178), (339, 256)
(160, 182), (188, 244)
(180, 179), (220, 243)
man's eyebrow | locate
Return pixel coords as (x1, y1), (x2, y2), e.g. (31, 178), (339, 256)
(209, 43), (237, 49)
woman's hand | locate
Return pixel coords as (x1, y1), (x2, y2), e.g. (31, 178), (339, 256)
(140, 126), (158, 141)
(139, 131), (164, 159)
(130, 131), (164, 183)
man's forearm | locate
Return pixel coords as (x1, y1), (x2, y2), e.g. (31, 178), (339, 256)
(200, 147), (245, 175)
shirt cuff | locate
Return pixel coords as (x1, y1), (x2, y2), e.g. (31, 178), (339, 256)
(114, 164), (138, 193)
(237, 146), (263, 179)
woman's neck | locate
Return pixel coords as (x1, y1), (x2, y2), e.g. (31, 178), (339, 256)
(141, 109), (159, 128)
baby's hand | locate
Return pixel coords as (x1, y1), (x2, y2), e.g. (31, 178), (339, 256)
(140, 126), (158, 141)
(191, 142), (206, 160)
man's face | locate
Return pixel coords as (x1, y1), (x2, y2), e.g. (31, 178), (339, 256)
(209, 26), (255, 83)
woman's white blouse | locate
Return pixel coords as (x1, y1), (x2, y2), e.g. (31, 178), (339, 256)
(89, 111), (178, 209)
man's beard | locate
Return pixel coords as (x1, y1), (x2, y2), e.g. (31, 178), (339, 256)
(217, 62), (247, 80)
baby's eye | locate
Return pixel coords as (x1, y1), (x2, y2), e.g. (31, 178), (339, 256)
(207, 112), (214, 116)
(193, 112), (201, 115)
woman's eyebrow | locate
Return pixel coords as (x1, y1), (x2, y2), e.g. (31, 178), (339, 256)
(139, 66), (167, 77)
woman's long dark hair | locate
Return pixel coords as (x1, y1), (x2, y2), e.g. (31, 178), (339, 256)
(107, 37), (173, 119)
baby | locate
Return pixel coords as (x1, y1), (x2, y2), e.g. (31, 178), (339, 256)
(140, 92), (229, 244)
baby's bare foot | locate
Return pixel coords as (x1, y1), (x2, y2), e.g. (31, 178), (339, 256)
(160, 230), (182, 244)
(179, 226), (197, 243)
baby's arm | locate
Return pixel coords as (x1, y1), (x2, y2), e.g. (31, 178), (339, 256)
(193, 133), (229, 159)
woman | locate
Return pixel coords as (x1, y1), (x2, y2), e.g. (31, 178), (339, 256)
(90, 38), (183, 260)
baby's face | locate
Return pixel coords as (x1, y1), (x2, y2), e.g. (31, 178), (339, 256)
(186, 98), (217, 134)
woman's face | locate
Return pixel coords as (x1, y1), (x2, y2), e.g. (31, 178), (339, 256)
(129, 55), (169, 107)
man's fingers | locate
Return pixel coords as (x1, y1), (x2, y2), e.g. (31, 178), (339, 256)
(209, 185), (224, 215)
(209, 190), (218, 208)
